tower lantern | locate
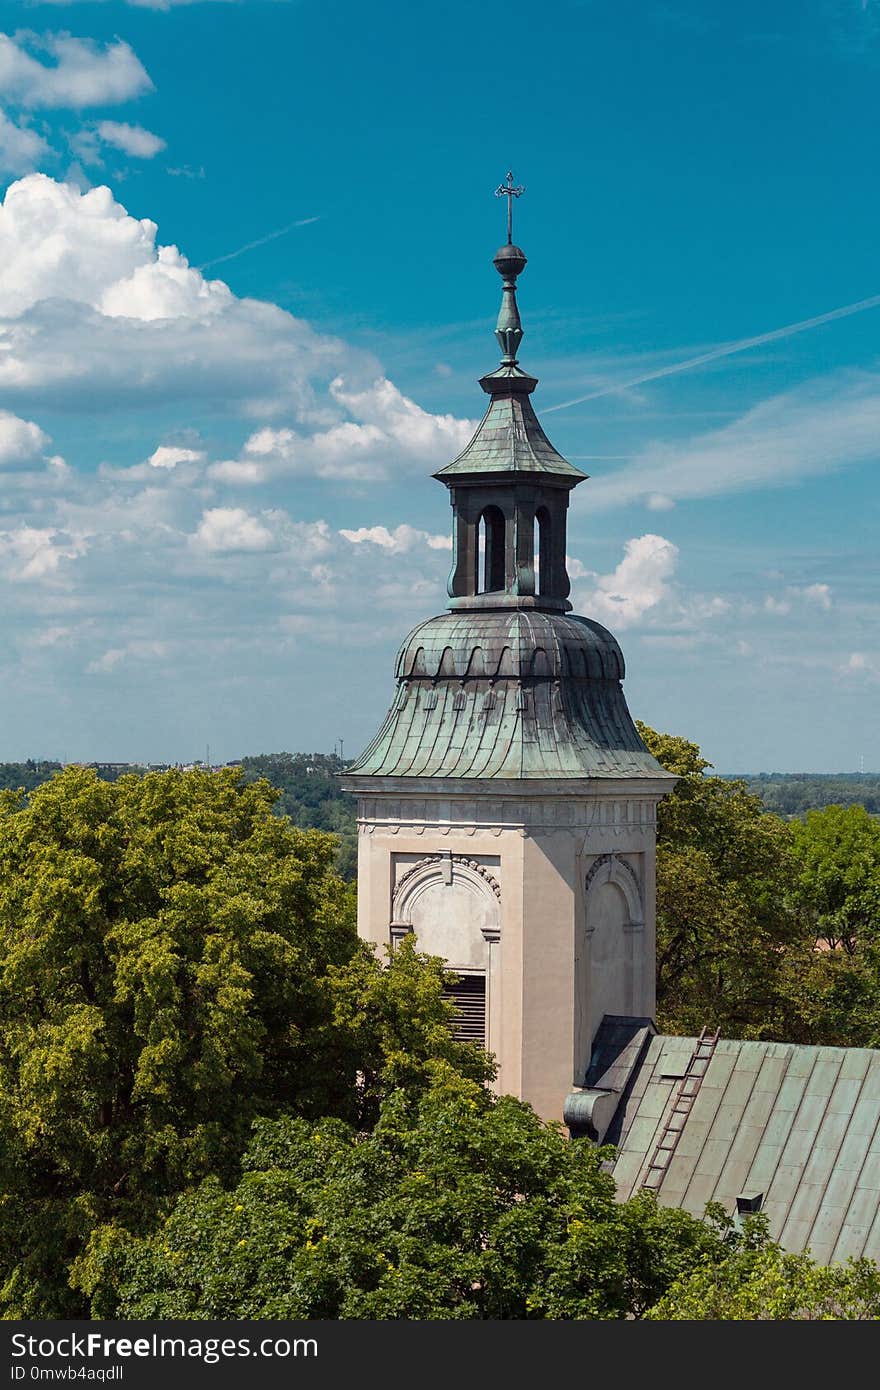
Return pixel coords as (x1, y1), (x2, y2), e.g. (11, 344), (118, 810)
(343, 179), (675, 1122)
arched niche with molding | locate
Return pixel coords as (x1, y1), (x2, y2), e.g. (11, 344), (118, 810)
(575, 854), (646, 1079)
(390, 853), (502, 1058)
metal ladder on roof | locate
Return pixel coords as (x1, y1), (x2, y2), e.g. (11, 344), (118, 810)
(639, 1027), (720, 1192)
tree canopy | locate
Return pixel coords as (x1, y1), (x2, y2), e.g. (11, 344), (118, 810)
(238, 752), (357, 880)
(81, 1069), (739, 1321)
(0, 766), (485, 1317)
(83, 1071), (879, 1323)
(647, 1243), (880, 1320)
(2, 746), (880, 1320)
(790, 804), (880, 953)
(637, 722), (800, 1037)
(638, 723), (880, 1048)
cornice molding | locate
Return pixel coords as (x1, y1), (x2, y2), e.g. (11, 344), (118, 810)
(357, 794), (658, 836)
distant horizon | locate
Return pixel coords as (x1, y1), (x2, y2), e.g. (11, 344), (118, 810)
(2, 754), (878, 781)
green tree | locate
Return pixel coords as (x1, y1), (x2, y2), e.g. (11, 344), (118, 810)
(773, 940), (880, 1048)
(647, 1245), (880, 1320)
(636, 722), (799, 1037)
(81, 1070), (732, 1321)
(790, 804), (880, 953)
(773, 804), (880, 1047)
(0, 766), (485, 1317)
(238, 752), (357, 880)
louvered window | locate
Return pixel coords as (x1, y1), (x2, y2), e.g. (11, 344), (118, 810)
(443, 972), (486, 1047)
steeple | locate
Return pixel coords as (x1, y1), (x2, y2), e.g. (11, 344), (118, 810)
(434, 174), (587, 613)
(343, 187), (674, 1127)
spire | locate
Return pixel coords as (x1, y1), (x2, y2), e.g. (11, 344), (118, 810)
(493, 173), (527, 366)
(431, 176), (588, 614)
(434, 173), (585, 481)
(493, 241), (527, 366)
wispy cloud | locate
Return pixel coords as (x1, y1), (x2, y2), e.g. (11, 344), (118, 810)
(39, 0), (242, 8)
(199, 217), (322, 271)
(584, 369), (880, 511)
(545, 291), (880, 414)
(94, 121), (166, 159)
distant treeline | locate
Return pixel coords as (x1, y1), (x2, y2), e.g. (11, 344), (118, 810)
(237, 752), (357, 880)
(729, 773), (880, 817)
(2, 761), (877, 875)
(0, 760), (65, 792)
(0, 754), (358, 880)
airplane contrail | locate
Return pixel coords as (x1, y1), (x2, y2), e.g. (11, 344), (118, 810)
(199, 216), (321, 271)
(543, 291), (880, 413)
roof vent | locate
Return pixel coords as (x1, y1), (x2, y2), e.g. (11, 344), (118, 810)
(735, 1192), (764, 1214)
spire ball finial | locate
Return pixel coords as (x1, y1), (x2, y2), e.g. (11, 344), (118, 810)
(495, 170), (525, 245)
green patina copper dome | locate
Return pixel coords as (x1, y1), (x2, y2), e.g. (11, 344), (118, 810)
(396, 610), (625, 682)
(346, 610), (664, 780)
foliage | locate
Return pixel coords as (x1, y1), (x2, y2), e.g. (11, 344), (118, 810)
(0, 753), (359, 880)
(238, 753), (357, 880)
(0, 766), (479, 1318)
(773, 942), (880, 1048)
(737, 773), (880, 818)
(328, 935), (494, 1129)
(648, 1244), (880, 1319)
(81, 1071), (733, 1321)
(637, 722), (800, 1037)
(0, 760), (63, 793)
(638, 724), (880, 1046)
(773, 804), (880, 1046)
(789, 804), (880, 953)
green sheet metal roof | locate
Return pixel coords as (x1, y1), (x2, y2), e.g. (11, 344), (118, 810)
(434, 390), (587, 481)
(345, 610), (671, 780)
(434, 234), (586, 482)
(609, 1034), (880, 1266)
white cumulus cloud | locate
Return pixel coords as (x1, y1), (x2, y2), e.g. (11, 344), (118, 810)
(0, 177), (473, 472)
(147, 444), (204, 470)
(0, 110), (49, 174)
(0, 523), (86, 581)
(764, 595), (792, 616)
(0, 409), (49, 466)
(211, 378), (475, 484)
(801, 582), (832, 610)
(340, 524), (451, 553)
(0, 32), (152, 109)
(191, 507), (277, 554)
(577, 534), (680, 628)
(765, 583), (833, 615)
(94, 121), (166, 159)
(839, 651), (878, 680)
(0, 175), (375, 420)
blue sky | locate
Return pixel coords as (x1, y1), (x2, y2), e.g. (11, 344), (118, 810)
(0, 0), (877, 771)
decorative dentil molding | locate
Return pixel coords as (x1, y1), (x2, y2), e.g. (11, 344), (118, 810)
(584, 851), (640, 896)
(393, 852), (502, 906)
(390, 853), (502, 947)
(583, 852), (644, 934)
(356, 795), (658, 837)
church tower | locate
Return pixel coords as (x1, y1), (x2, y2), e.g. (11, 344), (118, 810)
(343, 179), (675, 1123)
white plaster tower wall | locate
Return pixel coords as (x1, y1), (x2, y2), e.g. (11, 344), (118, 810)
(352, 783), (668, 1124)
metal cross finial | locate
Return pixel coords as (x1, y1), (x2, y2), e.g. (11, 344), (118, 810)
(495, 171), (524, 244)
